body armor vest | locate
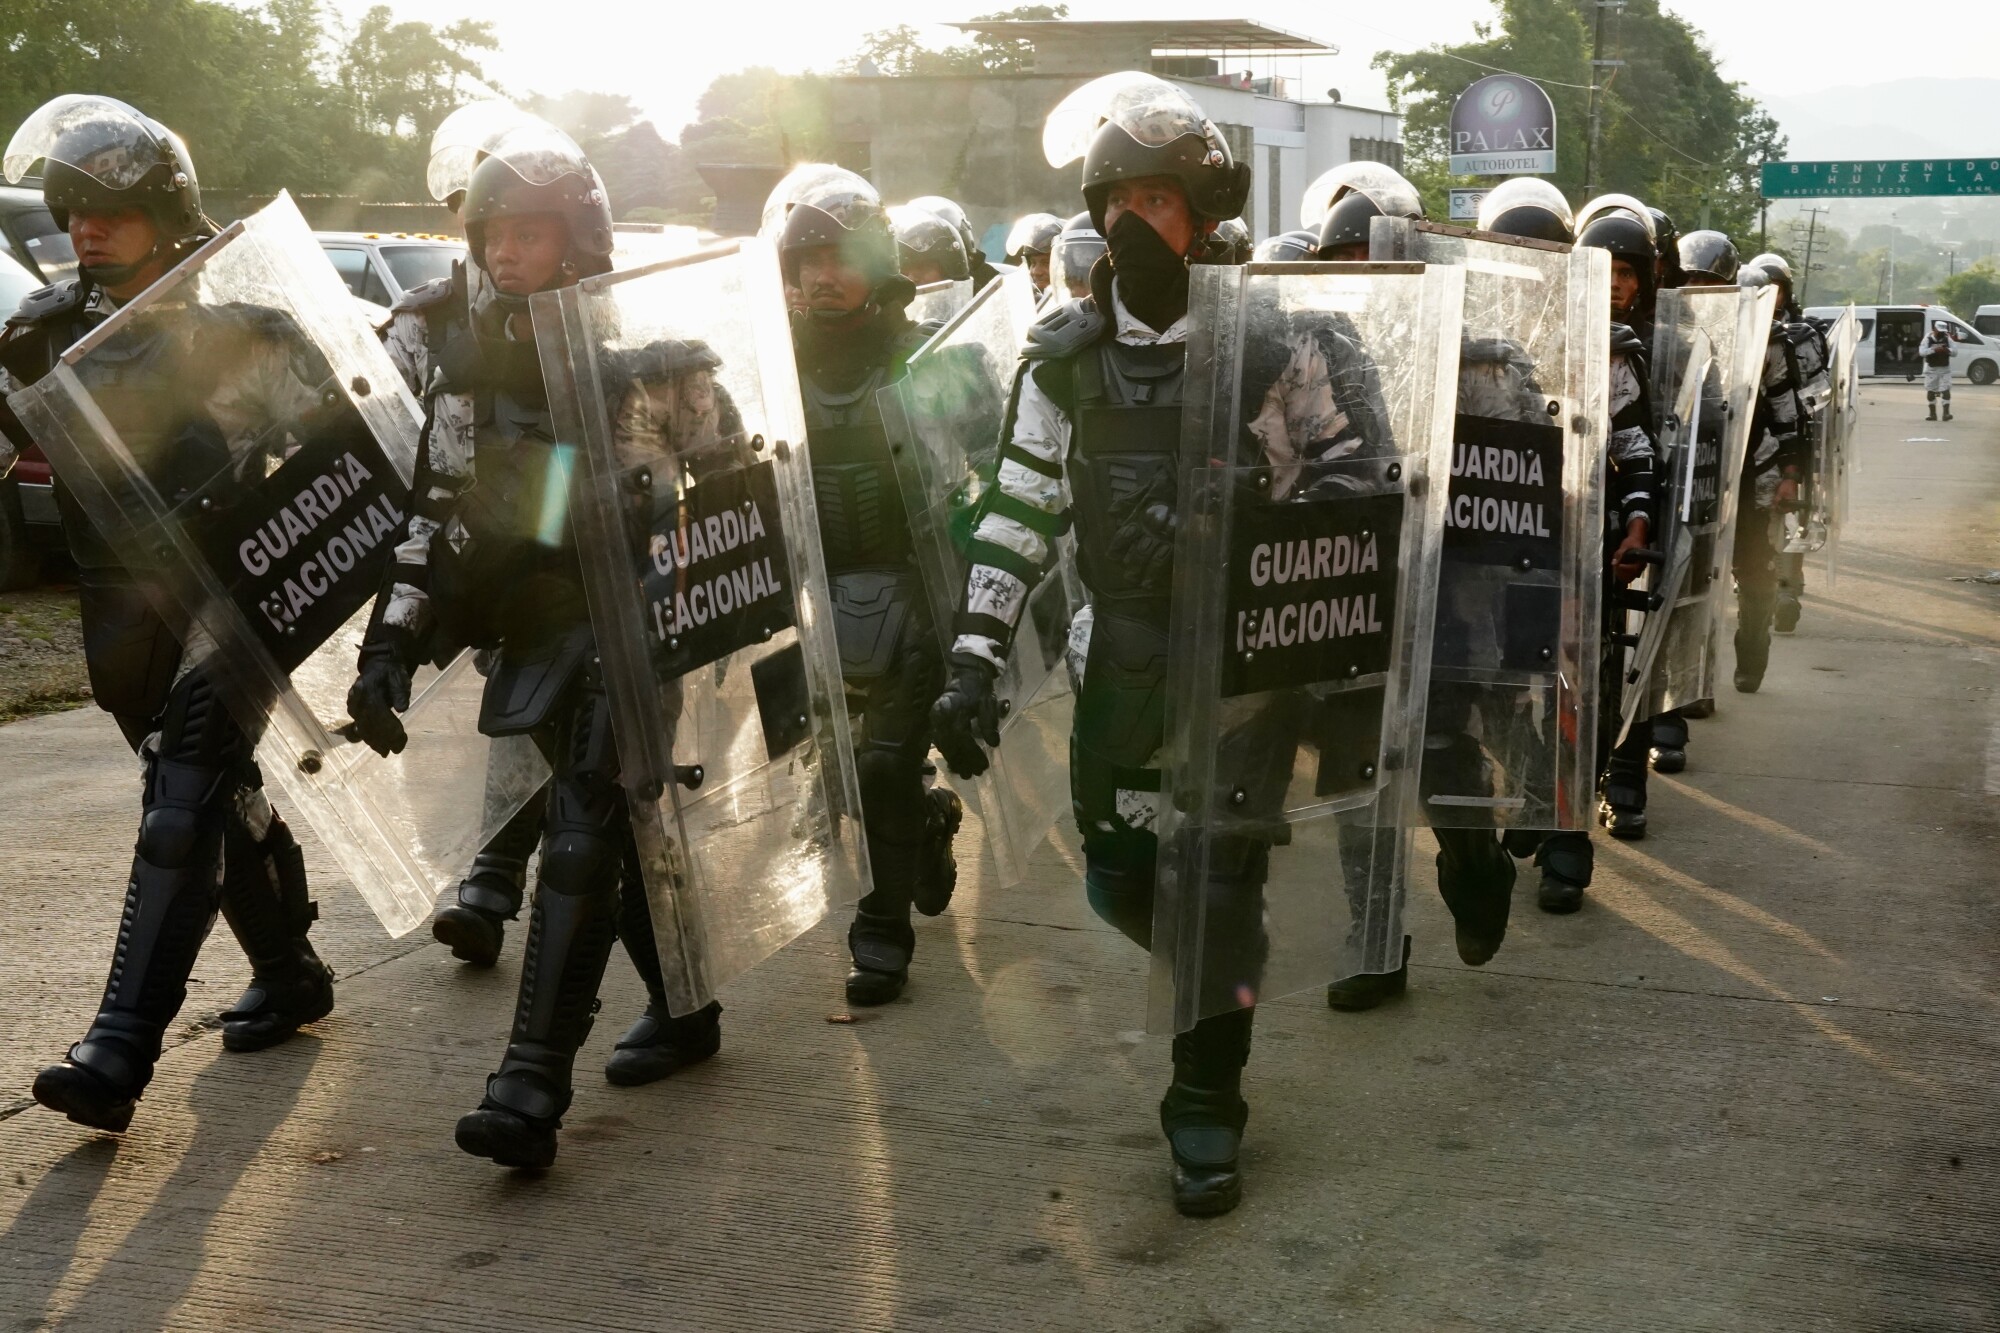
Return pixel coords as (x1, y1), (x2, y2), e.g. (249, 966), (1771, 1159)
(801, 361), (911, 574)
(1066, 337), (1186, 618)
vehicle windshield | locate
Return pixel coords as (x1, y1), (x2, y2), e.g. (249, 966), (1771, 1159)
(4, 202), (77, 283)
(379, 243), (461, 292)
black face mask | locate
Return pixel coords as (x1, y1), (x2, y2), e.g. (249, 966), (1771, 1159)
(1105, 209), (1190, 332)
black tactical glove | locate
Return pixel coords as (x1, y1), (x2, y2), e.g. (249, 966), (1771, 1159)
(931, 654), (1002, 779)
(1107, 473), (1179, 587)
(347, 636), (414, 757)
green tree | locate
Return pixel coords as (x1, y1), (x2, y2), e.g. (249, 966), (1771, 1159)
(338, 6), (495, 142)
(1373, 0), (1784, 239)
(1934, 260), (2000, 319)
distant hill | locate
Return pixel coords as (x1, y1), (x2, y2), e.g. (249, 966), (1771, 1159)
(1754, 78), (2000, 160)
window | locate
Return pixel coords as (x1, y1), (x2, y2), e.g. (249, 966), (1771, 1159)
(1267, 145), (1282, 237)
(1946, 322), (1983, 345)
(1348, 137), (1405, 172)
(379, 244), (458, 294)
(1975, 314), (2000, 335)
(322, 246), (390, 305)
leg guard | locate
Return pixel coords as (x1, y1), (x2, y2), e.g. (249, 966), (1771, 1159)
(434, 786), (546, 967)
(1535, 830), (1593, 914)
(1160, 1005), (1254, 1218)
(217, 801), (333, 1052)
(1733, 515), (1777, 691)
(1942, 389), (1953, 421)
(458, 693), (624, 1169)
(1434, 827), (1516, 966)
(846, 741), (929, 1004)
(1083, 833), (1157, 950)
(34, 706), (232, 1130)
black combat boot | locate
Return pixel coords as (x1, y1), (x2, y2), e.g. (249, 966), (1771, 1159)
(33, 754), (225, 1132)
(911, 779), (964, 917)
(605, 1001), (722, 1087)
(1927, 399), (1938, 421)
(846, 833), (921, 1005)
(217, 812), (334, 1052)
(1650, 712), (1688, 774)
(1434, 828), (1516, 965)
(1600, 726), (1650, 841)
(1160, 1007), (1253, 1217)
(1326, 935), (1410, 1011)
(455, 882), (618, 1170)
(603, 864), (723, 1086)
(845, 906), (915, 1006)
(1535, 832), (1592, 914)
(433, 798), (542, 967)
(1774, 591), (1802, 635)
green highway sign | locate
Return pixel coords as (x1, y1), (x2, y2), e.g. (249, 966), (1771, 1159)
(1761, 159), (2000, 199)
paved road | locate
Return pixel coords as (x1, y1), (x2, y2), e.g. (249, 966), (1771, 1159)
(0, 382), (1994, 1332)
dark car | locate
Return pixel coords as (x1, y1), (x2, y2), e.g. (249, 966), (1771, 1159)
(0, 182), (76, 588)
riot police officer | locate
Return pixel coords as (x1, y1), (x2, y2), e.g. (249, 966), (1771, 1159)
(777, 173), (964, 1007)
(1314, 164), (1425, 262)
(1048, 211), (1105, 300)
(930, 76), (1262, 1215)
(1005, 212), (1064, 298)
(1, 96), (335, 1131)
(1481, 183), (1656, 907)
(346, 125), (720, 1169)
(1576, 196), (1665, 841)
(407, 101), (550, 970)
(1732, 259), (1819, 686)
(909, 194), (1000, 290)
(891, 203), (972, 288)
(1745, 253), (1829, 637)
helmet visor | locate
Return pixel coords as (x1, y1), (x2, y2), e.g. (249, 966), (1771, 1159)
(1006, 212), (1063, 257)
(1043, 71), (1220, 168)
(4, 94), (178, 190)
(1050, 225), (1105, 291)
(1298, 162), (1421, 230)
(1677, 230), (1736, 278)
(1476, 177), (1575, 232)
(426, 100), (544, 203)
(760, 164), (876, 240)
(477, 123), (592, 190)
(1575, 193), (1657, 243)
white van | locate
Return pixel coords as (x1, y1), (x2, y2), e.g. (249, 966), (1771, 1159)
(1802, 303), (1999, 384)
(1975, 304), (2000, 337)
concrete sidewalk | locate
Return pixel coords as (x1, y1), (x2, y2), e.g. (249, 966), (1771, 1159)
(0, 381), (1994, 1331)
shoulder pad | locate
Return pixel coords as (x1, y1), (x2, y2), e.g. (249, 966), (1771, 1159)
(5, 280), (86, 331)
(390, 275), (457, 316)
(1608, 322), (1647, 358)
(1023, 297), (1106, 361)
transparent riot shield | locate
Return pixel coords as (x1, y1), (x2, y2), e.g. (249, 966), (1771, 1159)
(1817, 306), (1861, 585)
(910, 279), (975, 327)
(876, 267), (1075, 884)
(6, 193), (545, 935)
(1149, 261), (1460, 1035)
(536, 240), (869, 1017)
(1643, 284), (1776, 715)
(1371, 218), (1610, 833)
(1614, 318), (1712, 742)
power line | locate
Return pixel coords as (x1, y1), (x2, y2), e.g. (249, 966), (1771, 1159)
(1326, 9), (1595, 89)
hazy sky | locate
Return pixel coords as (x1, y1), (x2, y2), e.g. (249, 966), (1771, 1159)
(327, 0), (1999, 137)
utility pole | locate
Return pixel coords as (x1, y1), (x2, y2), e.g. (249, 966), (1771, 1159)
(1888, 210), (1898, 303)
(1583, 0), (1626, 196)
(1798, 205), (1829, 306)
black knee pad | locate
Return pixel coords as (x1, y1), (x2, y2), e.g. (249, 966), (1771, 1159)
(537, 826), (621, 897)
(136, 755), (227, 868)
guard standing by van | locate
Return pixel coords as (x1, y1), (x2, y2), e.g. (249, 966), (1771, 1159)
(1921, 320), (1953, 421)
